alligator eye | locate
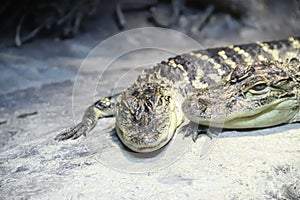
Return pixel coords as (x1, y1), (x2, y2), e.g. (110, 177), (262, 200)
(157, 97), (163, 106)
(248, 83), (269, 95)
(251, 83), (267, 91)
(290, 57), (299, 64)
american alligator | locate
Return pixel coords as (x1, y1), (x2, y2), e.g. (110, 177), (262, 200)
(55, 37), (300, 153)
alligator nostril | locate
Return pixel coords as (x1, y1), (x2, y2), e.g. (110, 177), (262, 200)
(196, 99), (207, 112)
(197, 97), (210, 106)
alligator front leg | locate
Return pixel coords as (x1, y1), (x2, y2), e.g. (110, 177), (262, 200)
(180, 122), (219, 141)
(55, 95), (118, 141)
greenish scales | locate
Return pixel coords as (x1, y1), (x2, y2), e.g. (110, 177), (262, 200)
(56, 37), (300, 153)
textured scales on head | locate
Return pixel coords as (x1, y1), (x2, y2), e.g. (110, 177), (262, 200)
(115, 82), (180, 152)
(183, 58), (300, 129)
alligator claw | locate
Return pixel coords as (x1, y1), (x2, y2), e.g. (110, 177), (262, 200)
(181, 122), (212, 142)
(55, 123), (88, 141)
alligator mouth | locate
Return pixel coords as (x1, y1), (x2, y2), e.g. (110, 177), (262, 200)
(194, 99), (299, 129)
(115, 126), (169, 153)
(224, 99), (299, 128)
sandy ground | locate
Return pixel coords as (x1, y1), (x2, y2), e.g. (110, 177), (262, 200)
(1, 1), (300, 199)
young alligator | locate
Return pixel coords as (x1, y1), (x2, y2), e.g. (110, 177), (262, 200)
(56, 37), (300, 153)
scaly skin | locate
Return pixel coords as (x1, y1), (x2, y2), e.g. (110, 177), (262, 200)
(56, 37), (300, 153)
(182, 59), (300, 129)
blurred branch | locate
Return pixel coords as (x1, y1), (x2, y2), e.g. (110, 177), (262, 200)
(1, 0), (101, 46)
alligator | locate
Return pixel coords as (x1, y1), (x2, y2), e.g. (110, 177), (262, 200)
(55, 37), (300, 153)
